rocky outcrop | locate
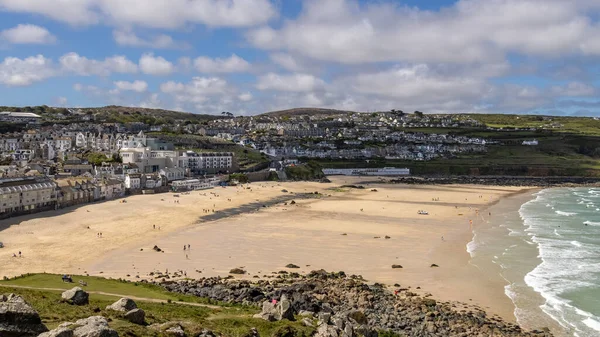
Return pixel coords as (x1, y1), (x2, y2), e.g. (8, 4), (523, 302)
(0, 293), (48, 337)
(253, 295), (294, 321)
(61, 287), (89, 306)
(124, 308), (145, 325)
(39, 327), (74, 337)
(162, 270), (552, 337)
(42, 316), (118, 337)
(106, 298), (137, 312)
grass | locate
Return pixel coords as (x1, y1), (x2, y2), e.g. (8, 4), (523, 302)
(0, 273), (223, 306)
(0, 274), (315, 337)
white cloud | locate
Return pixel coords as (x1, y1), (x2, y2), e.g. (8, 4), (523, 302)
(551, 82), (596, 97)
(0, 24), (56, 44)
(256, 73), (326, 92)
(269, 53), (304, 72)
(139, 53), (173, 75)
(113, 29), (188, 49)
(114, 80), (148, 92)
(247, 0), (600, 64)
(140, 93), (162, 109)
(0, 0), (99, 26)
(238, 92), (253, 101)
(60, 52), (138, 76)
(193, 54), (250, 73)
(0, 0), (276, 28)
(0, 55), (55, 86)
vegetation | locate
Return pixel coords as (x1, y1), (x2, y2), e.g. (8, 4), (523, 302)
(285, 161), (325, 180)
(0, 274), (314, 336)
(86, 152), (121, 166)
(229, 173), (249, 184)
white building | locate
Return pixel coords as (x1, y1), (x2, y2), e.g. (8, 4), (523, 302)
(177, 151), (234, 174)
(0, 112), (42, 123)
(160, 167), (185, 182)
(522, 139), (539, 146)
(124, 173), (141, 189)
(55, 137), (72, 151)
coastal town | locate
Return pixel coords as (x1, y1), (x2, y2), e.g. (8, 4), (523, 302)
(0, 105), (582, 220)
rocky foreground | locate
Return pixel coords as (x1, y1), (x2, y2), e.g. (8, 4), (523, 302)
(161, 270), (553, 337)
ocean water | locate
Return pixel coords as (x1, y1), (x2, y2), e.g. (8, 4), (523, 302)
(467, 188), (600, 337)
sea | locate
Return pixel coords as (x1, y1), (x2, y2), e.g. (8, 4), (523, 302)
(467, 188), (600, 337)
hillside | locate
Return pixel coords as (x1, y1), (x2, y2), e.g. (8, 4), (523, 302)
(260, 108), (357, 118)
(0, 105), (223, 125)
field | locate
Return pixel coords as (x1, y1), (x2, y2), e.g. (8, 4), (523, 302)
(0, 274), (314, 336)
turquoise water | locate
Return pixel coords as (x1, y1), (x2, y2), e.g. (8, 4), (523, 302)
(468, 188), (600, 337)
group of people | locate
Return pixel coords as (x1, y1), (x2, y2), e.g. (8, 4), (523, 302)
(96, 232), (103, 238)
(11, 251), (22, 258)
(152, 225), (161, 230)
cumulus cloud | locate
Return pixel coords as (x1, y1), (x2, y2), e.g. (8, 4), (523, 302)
(114, 80), (148, 92)
(256, 73), (326, 92)
(247, 0), (600, 64)
(193, 54), (250, 73)
(60, 52), (138, 76)
(139, 53), (174, 75)
(238, 92), (253, 101)
(113, 29), (189, 49)
(0, 0), (276, 28)
(0, 55), (55, 86)
(1, 24), (56, 44)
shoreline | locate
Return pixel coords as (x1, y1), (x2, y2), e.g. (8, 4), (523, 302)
(0, 178), (535, 327)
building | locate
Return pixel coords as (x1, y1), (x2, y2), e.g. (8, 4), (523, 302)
(322, 167), (410, 176)
(0, 112), (42, 124)
(0, 177), (57, 216)
(522, 139), (539, 146)
(159, 167), (185, 182)
(177, 151), (234, 174)
(124, 173), (141, 189)
(171, 178), (219, 191)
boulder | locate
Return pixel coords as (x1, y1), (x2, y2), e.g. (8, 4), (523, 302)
(61, 287), (89, 306)
(285, 264), (300, 269)
(165, 325), (185, 336)
(106, 298), (137, 312)
(391, 264), (403, 269)
(72, 316), (118, 337)
(229, 268), (246, 275)
(39, 327), (74, 337)
(0, 293), (48, 337)
(124, 308), (145, 325)
(253, 295), (294, 322)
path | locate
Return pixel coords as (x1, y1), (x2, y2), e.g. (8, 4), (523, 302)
(0, 284), (222, 309)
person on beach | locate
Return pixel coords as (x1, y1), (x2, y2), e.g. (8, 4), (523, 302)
(18, 251), (21, 257)
(183, 245), (186, 251)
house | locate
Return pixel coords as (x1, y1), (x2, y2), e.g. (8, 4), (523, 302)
(62, 164), (93, 176)
(124, 173), (141, 189)
(522, 139), (539, 146)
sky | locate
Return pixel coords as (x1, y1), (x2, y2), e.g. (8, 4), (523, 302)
(0, 0), (600, 116)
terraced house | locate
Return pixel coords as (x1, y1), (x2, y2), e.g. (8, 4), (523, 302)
(0, 177), (57, 218)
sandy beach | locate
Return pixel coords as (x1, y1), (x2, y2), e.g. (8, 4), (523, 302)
(0, 177), (534, 321)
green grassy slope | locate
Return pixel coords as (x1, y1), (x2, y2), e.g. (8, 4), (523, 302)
(0, 274), (314, 337)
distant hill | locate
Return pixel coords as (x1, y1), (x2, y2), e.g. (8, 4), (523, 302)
(260, 107), (358, 118)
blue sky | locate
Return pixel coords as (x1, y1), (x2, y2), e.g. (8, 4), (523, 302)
(0, 0), (599, 116)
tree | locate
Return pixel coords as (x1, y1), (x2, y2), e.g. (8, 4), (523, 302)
(414, 111), (424, 118)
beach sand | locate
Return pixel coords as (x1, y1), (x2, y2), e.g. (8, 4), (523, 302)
(0, 177), (533, 321)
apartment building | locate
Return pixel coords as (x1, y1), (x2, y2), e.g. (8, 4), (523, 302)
(0, 177), (57, 216)
(177, 151), (234, 174)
